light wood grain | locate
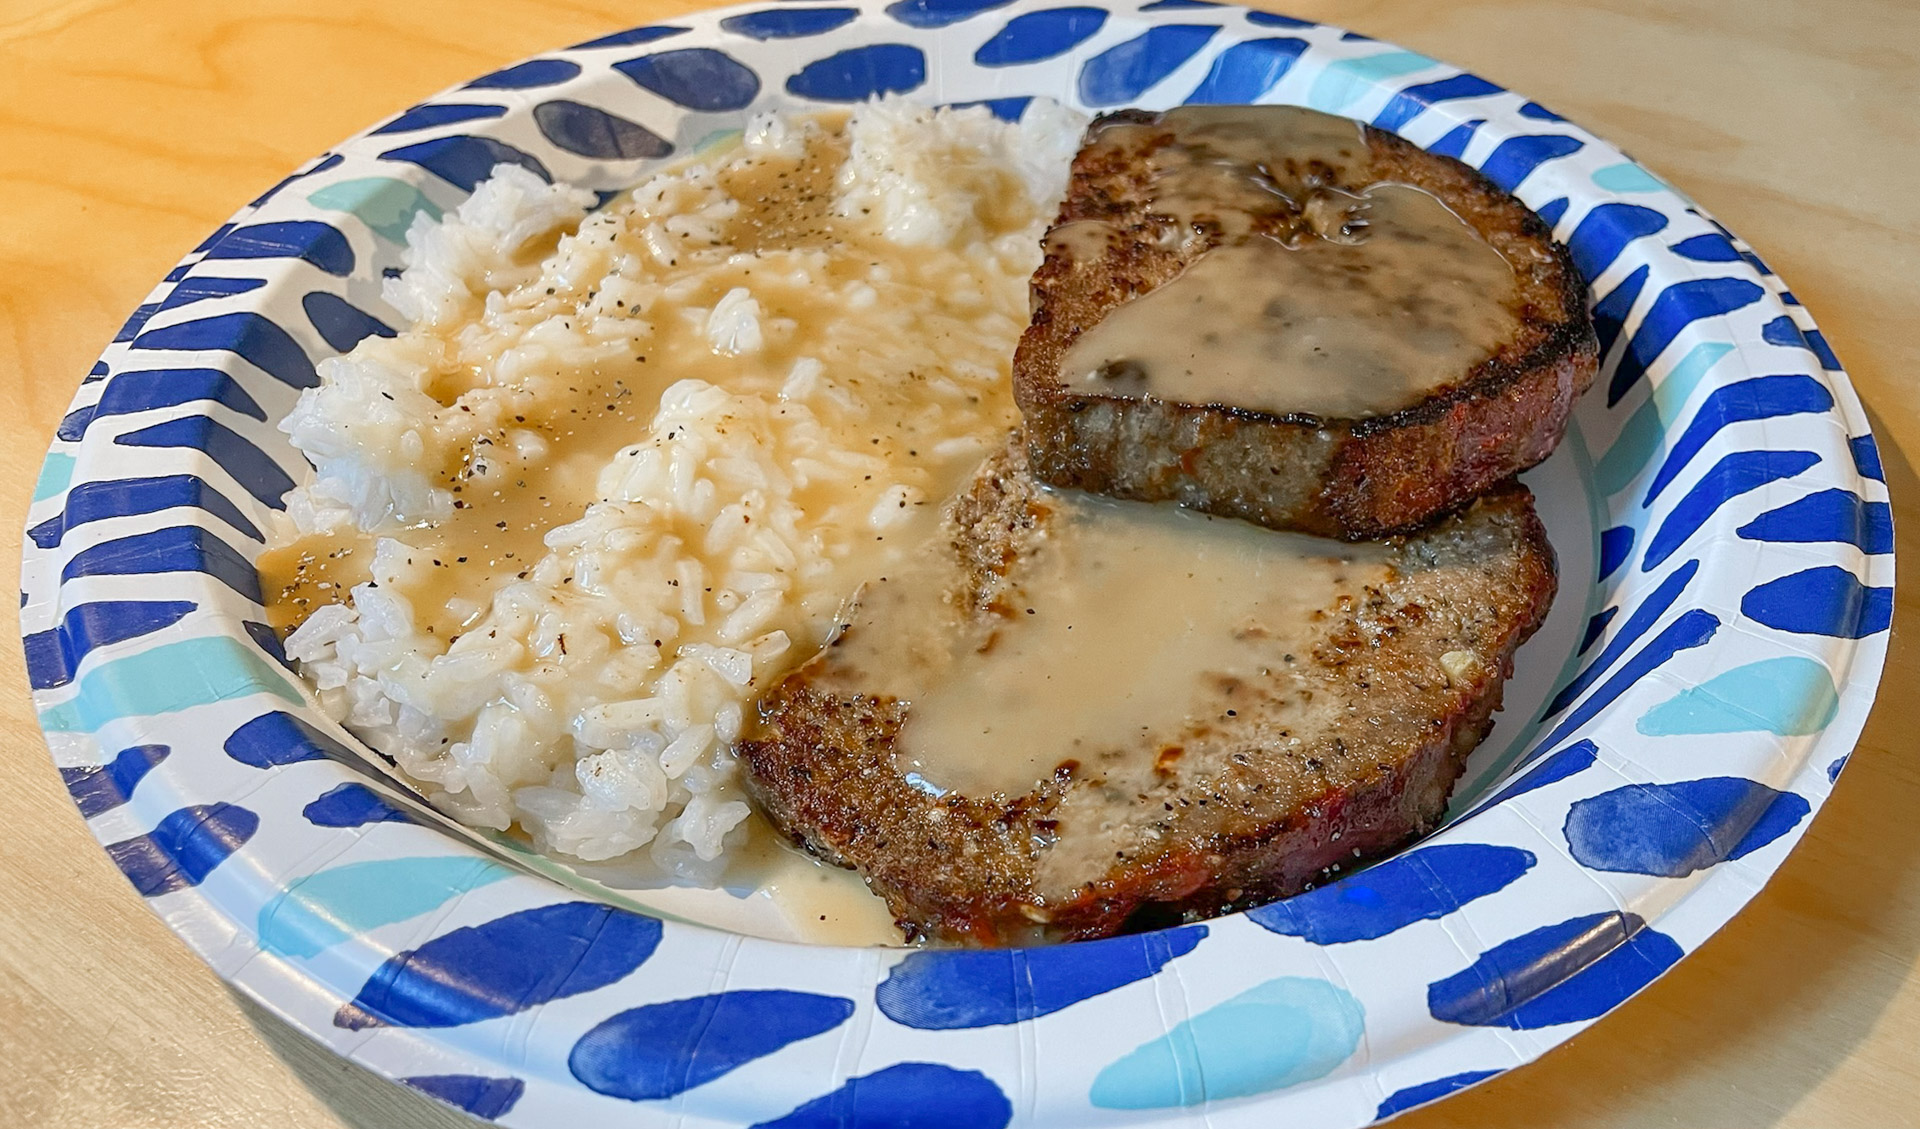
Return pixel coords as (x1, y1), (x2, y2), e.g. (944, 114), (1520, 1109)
(1, 1), (1914, 1126)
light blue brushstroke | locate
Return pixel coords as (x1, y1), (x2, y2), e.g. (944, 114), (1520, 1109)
(258, 856), (513, 958)
(1637, 655), (1839, 737)
(38, 636), (303, 732)
(1594, 342), (1736, 497)
(1305, 50), (1436, 115)
(308, 177), (443, 243)
(1592, 162), (1667, 194)
(1089, 977), (1365, 1109)
(33, 453), (75, 502)
(688, 128), (745, 158)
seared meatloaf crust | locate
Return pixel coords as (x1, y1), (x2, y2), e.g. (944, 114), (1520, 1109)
(740, 441), (1557, 946)
(1013, 107), (1597, 540)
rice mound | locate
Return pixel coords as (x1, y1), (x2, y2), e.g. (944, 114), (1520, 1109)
(278, 99), (1083, 879)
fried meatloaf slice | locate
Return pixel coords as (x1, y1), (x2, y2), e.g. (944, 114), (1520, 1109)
(1013, 105), (1598, 539)
(740, 441), (1556, 946)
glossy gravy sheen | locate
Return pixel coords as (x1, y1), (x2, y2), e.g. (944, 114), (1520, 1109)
(1057, 104), (1521, 420)
(827, 488), (1393, 799)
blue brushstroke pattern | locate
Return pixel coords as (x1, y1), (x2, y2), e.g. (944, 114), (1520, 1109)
(131, 312), (317, 388)
(372, 102), (508, 135)
(106, 803), (258, 897)
(1565, 778), (1811, 877)
(303, 782), (414, 827)
(402, 1075), (524, 1121)
(338, 902), (662, 1029)
(1248, 844), (1534, 943)
(1643, 375), (1833, 505)
(23, 598), (198, 690)
(245, 620), (290, 669)
(379, 136), (552, 192)
(1078, 25), (1218, 105)
(946, 96), (1033, 122)
(615, 49), (761, 111)
(1580, 607), (1618, 654)
(202, 220), (354, 277)
(876, 925), (1205, 1028)
(37, 635), (300, 732)
(113, 302), (160, 343)
(1424, 119), (1481, 160)
(1850, 434), (1885, 482)
(571, 26), (691, 49)
(158, 275), (267, 313)
(1533, 608), (1720, 755)
(1245, 11), (1313, 28)
(225, 710), (390, 779)
(62, 368), (264, 445)
(1638, 656), (1839, 737)
(1478, 134), (1584, 193)
(1670, 232), (1742, 261)
(61, 744), (170, 818)
(885, 0), (1015, 28)
(1183, 37), (1307, 103)
(722, 7), (860, 39)
(1376, 1070), (1503, 1119)
(1803, 328), (1842, 370)
(1739, 488), (1893, 554)
(533, 100), (676, 160)
(1372, 73), (1501, 133)
(1536, 196), (1569, 227)
(61, 525), (260, 602)
(31, 474), (261, 549)
(786, 44), (927, 100)
(1642, 450), (1820, 570)
(1742, 566), (1891, 638)
(753, 1064), (1013, 1129)
(34, 453), (74, 501)
(1548, 559), (1699, 717)
(1428, 911), (1682, 1028)
(1590, 263), (1649, 356)
(302, 291), (395, 353)
(1089, 977), (1365, 1108)
(257, 855), (512, 959)
(464, 59), (581, 89)
(1564, 203), (1668, 283)
(975, 8), (1109, 66)
(569, 990), (854, 1099)
(1519, 101), (1565, 121)
(1595, 342), (1736, 498)
(1478, 739), (1600, 810)
(1598, 525), (1634, 581)
(114, 416), (294, 508)
(247, 153), (342, 206)
(1608, 278), (1766, 405)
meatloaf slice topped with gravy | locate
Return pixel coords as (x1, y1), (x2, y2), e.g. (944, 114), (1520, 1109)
(740, 439), (1556, 946)
(1013, 104), (1597, 539)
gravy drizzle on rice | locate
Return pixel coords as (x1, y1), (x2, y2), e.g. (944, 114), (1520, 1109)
(264, 101), (1085, 883)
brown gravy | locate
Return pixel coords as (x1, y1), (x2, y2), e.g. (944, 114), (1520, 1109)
(822, 487), (1393, 799)
(1056, 104), (1521, 420)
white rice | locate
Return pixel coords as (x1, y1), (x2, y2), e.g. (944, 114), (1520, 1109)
(277, 99), (1084, 879)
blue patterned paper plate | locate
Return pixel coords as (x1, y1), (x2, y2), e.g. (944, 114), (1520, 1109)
(22, 2), (1892, 1125)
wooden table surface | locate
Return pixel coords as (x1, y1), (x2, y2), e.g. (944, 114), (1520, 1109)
(2, 0), (1916, 1125)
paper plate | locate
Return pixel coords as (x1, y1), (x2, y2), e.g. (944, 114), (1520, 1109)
(21, 1), (1892, 1124)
